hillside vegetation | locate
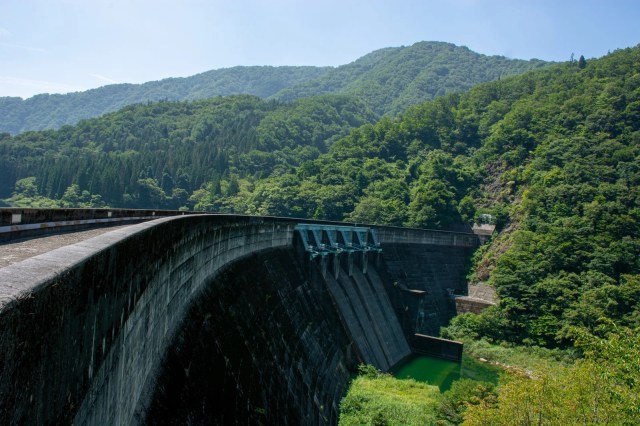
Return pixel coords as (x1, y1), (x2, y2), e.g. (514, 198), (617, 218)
(3, 44), (638, 341)
(343, 327), (639, 425)
(274, 41), (549, 115)
(1, 42), (639, 424)
(0, 95), (376, 208)
(0, 41), (548, 134)
(338, 47), (640, 425)
(339, 365), (442, 426)
(0, 66), (330, 135)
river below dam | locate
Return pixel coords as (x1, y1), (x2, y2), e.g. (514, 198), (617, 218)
(391, 354), (499, 391)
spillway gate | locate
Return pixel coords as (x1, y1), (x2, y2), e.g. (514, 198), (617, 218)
(295, 224), (382, 276)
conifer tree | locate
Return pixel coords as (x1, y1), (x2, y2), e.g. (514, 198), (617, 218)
(578, 55), (587, 69)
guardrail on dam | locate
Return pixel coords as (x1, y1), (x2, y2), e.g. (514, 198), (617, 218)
(0, 209), (479, 425)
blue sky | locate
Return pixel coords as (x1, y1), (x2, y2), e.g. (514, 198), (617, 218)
(1, 0), (639, 99)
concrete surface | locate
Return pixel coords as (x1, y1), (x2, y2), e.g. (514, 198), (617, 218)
(0, 226), (133, 269)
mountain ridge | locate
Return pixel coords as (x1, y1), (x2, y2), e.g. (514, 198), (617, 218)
(0, 41), (550, 134)
(272, 41), (550, 115)
(0, 66), (331, 135)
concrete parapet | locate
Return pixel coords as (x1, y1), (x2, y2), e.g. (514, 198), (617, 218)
(455, 297), (495, 314)
(0, 208), (197, 242)
(0, 208), (192, 227)
(471, 223), (495, 244)
(374, 226), (479, 248)
(455, 283), (497, 314)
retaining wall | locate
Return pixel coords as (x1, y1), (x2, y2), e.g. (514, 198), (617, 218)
(410, 334), (463, 362)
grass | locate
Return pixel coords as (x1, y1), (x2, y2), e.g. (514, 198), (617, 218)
(461, 338), (577, 374)
(339, 371), (441, 426)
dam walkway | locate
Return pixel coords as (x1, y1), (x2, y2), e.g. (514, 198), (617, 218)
(0, 225), (133, 269)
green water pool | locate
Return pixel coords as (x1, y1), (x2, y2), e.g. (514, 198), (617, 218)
(391, 354), (499, 392)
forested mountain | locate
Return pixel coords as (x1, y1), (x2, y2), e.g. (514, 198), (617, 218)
(252, 45), (640, 348)
(291, 45), (637, 423)
(6, 44), (638, 341)
(0, 94), (376, 209)
(272, 41), (550, 115)
(0, 41), (549, 135)
(2, 41), (640, 423)
(0, 66), (331, 135)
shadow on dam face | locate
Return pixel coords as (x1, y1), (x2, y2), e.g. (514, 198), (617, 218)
(145, 246), (358, 425)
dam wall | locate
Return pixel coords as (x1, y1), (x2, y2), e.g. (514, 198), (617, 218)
(0, 215), (296, 425)
(0, 211), (480, 425)
(0, 208), (195, 242)
(321, 255), (411, 372)
(145, 245), (358, 425)
(375, 227), (477, 338)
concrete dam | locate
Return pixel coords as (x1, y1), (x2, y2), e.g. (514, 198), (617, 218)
(0, 210), (478, 425)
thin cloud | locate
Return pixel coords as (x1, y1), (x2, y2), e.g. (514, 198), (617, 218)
(0, 26), (10, 37)
(0, 42), (46, 53)
(90, 74), (119, 84)
(0, 76), (85, 98)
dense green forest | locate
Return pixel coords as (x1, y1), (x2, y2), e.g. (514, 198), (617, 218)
(274, 41), (549, 115)
(2, 42), (639, 424)
(0, 41), (548, 135)
(336, 45), (640, 424)
(0, 95), (376, 208)
(3, 43), (638, 342)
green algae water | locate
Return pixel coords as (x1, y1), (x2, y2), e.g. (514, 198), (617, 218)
(391, 355), (499, 392)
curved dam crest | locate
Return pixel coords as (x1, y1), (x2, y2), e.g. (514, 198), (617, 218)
(0, 213), (478, 425)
